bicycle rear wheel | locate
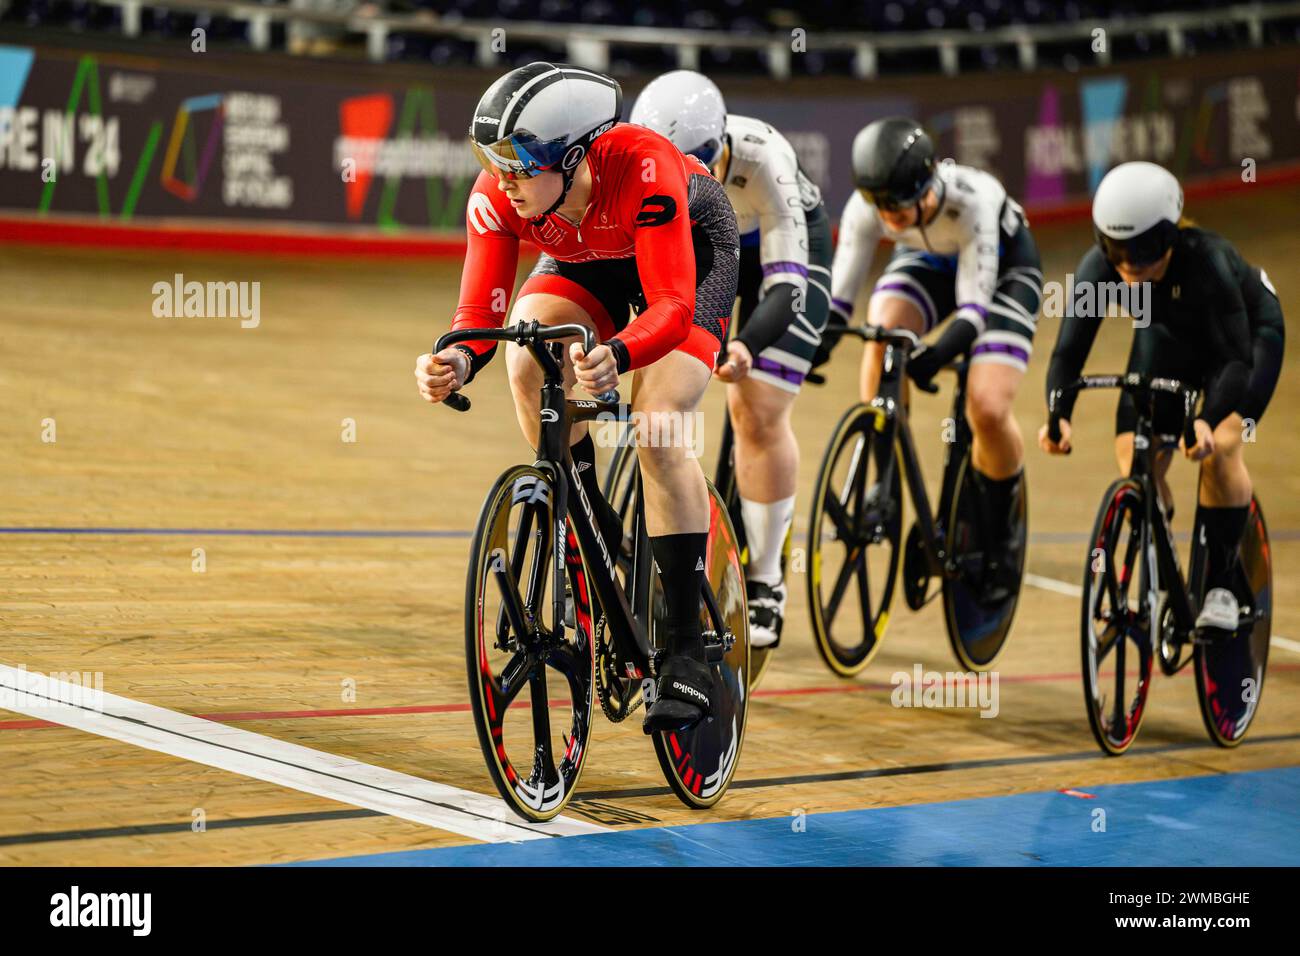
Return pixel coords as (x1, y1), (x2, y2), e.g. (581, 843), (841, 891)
(651, 481), (750, 809)
(942, 455), (1026, 671)
(807, 403), (900, 676)
(1194, 495), (1272, 747)
(1081, 478), (1154, 755)
(465, 465), (594, 822)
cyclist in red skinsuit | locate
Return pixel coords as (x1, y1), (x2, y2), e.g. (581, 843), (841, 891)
(415, 63), (739, 733)
(449, 123), (728, 375)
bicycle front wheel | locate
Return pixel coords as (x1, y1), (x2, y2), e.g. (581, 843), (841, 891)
(806, 403), (900, 676)
(465, 465), (595, 822)
(1081, 478), (1154, 756)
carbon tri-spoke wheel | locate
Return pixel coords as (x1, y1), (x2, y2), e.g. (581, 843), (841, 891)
(465, 465), (594, 821)
(942, 454), (1026, 671)
(1081, 478), (1154, 756)
(807, 404), (901, 676)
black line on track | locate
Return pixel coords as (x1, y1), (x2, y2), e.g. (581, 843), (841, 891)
(4, 733), (1296, 846)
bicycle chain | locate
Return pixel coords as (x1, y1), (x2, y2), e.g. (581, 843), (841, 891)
(593, 614), (642, 722)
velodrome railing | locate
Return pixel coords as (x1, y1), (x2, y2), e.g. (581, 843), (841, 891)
(89, 0), (1300, 78)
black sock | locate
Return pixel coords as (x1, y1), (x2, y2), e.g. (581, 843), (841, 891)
(570, 434), (622, 555)
(975, 467), (1022, 533)
(650, 532), (707, 662)
(1196, 504), (1249, 591)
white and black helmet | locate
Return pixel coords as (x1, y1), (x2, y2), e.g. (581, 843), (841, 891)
(470, 62), (622, 182)
(629, 70), (727, 168)
(1092, 161), (1184, 267)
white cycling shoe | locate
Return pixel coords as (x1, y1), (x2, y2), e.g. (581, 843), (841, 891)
(747, 580), (786, 649)
(1195, 587), (1240, 634)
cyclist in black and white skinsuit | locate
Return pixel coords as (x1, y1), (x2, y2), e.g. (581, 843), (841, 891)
(829, 118), (1043, 602)
(632, 70), (833, 648)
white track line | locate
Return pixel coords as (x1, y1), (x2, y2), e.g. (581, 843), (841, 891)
(1022, 576), (1300, 655)
(0, 664), (606, 842)
(1024, 573), (1084, 597)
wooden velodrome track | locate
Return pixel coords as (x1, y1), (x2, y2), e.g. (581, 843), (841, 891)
(2, 186), (1298, 865)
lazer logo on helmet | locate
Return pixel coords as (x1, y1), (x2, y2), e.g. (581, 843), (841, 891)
(475, 116), (499, 125)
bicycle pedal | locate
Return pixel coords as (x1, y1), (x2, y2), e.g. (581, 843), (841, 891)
(1192, 626), (1235, 646)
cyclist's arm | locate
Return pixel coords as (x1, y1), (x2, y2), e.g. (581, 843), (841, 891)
(735, 153), (811, 358)
(607, 152), (697, 373)
(449, 173), (522, 383)
(1198, 252), (1253, 428)
(1044, 248), (1109, 420)
(829, 190), (881, 326)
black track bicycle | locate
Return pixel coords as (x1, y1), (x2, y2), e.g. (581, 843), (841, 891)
(807, 325), (1027, 676)
(438, 322), (749, 822)
(1048, 373), (1272, 755)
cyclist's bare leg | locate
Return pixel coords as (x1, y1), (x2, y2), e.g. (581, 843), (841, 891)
(632, 350), (711, 535)
(860, 294), (925, 403)
(966, 362), (1025, 480)
(727, 377), (797, 503)
(633, 348), (714, 729)
(1196, 415), (1253, 598)
(1201, 414), (1252, 508)
(728, 377), (798, 628)
(504, 292), (600, 448)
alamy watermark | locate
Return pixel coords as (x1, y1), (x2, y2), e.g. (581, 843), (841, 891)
(0, 664), (105, 713)
(1041, 274), (1151, 328)
(592, 408), (705, 460)
(152, 273), (260, 328)
(891, 664), (999, 718)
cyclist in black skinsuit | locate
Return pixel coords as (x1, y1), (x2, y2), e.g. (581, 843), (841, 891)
(1040, 161), (1284, 634)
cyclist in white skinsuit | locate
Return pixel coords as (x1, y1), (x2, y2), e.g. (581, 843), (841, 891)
(632, 71), (833, 648)
(827, 118), (1043, 603)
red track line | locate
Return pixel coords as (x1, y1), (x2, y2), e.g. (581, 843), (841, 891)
(3, 662), (1295, 731)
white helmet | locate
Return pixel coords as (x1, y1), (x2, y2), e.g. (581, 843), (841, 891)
(1092, 161), (1183, 266)
(470, 62), (622, 181)
(630, 70), (727, 168)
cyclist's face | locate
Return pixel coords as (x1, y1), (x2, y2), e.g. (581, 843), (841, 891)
(874, 186), (935, 231)
(491, 168), (562, 218)
(1113, 247), (1173, 285)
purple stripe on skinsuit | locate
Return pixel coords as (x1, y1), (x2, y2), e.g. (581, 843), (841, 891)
(972, 341), (1030, 363)
(762, 260), (809, 277)
(874, 280), (936, 330)
(753, 355), (806, 385)
(831, 297), (853, 314)
(957, 302), (989, 319)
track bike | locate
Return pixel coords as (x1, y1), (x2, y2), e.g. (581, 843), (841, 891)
(438, 322), (749, 822)
(807, 324), (1027, 676)
(1048, 373), (1272, 754)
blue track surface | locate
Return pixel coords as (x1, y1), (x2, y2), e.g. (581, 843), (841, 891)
(289, 766), (1300, 867)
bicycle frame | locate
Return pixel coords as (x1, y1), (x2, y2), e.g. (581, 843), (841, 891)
(855, 325), (972, 579)
(436, 321), (731, 683)
(1050, 373), (1202, 646)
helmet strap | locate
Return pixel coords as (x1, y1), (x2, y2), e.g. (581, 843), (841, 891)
(533, 167), (576, 222)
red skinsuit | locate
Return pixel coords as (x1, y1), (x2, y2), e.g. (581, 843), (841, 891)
(451, 123), (709, 371)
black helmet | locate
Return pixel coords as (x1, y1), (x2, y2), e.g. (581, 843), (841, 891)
(851, 117), (935, 211)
